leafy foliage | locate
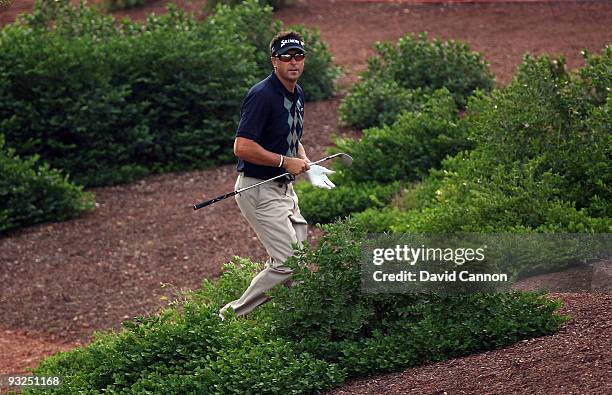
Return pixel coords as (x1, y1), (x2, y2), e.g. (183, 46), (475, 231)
(0, 134), (93, 234)
(295, 180), (401, 224)
(28, 225), (566, 393)
(208, 0), (341, 102)
(0, 1), (255, 186)
(351, 48), (611, 236)
(0, 0), (338, 187)
(338, 79), (426, 131)
(30, 258), (345, 394)
(299, 90), (469, 224)
(364, 32), (495, 108)
(206, 0), (294, 12)
(340, 32), (495, 129)
(270, 222), (566, 376)
(338, 89), (471, 183)
(104, 0), (148, 11)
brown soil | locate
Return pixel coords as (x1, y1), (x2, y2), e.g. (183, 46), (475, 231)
(1, 0), (611, 393)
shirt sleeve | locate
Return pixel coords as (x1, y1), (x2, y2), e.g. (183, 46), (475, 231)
(235, 88), (270, 142)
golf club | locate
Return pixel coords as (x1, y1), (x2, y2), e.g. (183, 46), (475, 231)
(193, 152), (353, 211)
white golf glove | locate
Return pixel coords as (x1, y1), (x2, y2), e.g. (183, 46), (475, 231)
(305, 164), (336, 189)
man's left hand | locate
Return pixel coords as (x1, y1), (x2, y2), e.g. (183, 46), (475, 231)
(305, 164), (335, 189)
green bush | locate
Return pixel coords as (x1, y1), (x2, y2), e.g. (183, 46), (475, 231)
(364, 32), (495, 108)
(28, 223), (566, 393)
(353, 160), (611, 236)
(340, 32), (495, 129)
(466, 53), (610, 217)
(337, 89), (471, 183)
(208, 0), (341, 102)
(0, 1), (256, 186)
(385, 158), (611, 234)
(338, 79), (426, 129)
(0, 0), (338, 187)
(206, 0), (293, 11)
(351, 206), (405, 233)
(350, 49), (611, 236)
(295, 180), (401, 224)
(33, 304), (344, 394)
(0, 134), (93, 234)
(580, 46), (612, 105)
(582, 94), (612, 218)
(104, 0), (148, 11)
(298, 89), (469, 224)
(269, 222), (566, 376)
(29, 258), (345, 394)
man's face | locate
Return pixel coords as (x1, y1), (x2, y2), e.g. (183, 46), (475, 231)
(272, 49), (305, 84)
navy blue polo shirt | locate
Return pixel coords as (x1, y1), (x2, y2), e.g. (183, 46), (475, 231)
(236, 72), (305, 181)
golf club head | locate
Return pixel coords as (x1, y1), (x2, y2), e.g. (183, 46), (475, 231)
(313, 152), (353, 167)
(333, 152), (353, 166)
(338, 153), (353, 166)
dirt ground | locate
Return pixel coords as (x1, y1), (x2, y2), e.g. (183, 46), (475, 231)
(1, 0), (611, 393)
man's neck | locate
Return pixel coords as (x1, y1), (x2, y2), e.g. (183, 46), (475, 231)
(274, 71), (296, 93)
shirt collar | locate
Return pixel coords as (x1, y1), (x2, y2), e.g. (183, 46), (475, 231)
(270, 72), (296, 98)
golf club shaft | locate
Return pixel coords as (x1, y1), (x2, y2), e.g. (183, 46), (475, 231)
(192, 153), (345, 211)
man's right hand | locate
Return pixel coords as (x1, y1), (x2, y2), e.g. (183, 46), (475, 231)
(283, 157), (310, 176)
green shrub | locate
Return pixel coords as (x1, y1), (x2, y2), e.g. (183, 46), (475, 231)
(337, 89), (471, 184)
(0, 1), (256, 186)
(387, 157), (611, 234)
(351, 206), (406, 233)
(0, 0), (338, 187)
(338, 79), (426, 129)
(104, 0), (148, 11)
(340, 32), (495, 129)
(295, 180), (401, 224)
(269, 222), (566, 376)
(32, 305), (344, 394)
(298, 90), (469, 225)
(350, 49), (611, 237)
(581, 94), (612, 217)
(19, 0), (118, 37)
(569, 45), (611, 107)
(29, 258), (345, 394)
(0, 134), (93, 234)
(206, 0), (293, 11)
(466, 53), (610, 217)
(364, 32), (495, 108)
(352, 161), (610, 237)
(29, 223), (566, 393)
(332, 291), (564, 376)
(208, 0), (341, 102)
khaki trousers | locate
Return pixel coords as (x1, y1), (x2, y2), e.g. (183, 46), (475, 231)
(220, 173), (308, 317)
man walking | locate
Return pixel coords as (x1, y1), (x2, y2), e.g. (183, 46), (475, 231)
(219, 31), (333, 319)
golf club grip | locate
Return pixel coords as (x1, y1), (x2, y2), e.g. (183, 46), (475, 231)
(193, 191), (237, 210)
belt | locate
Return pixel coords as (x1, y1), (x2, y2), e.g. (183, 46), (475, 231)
(239, 172), (293, 186)
(275, 176), (292, 185)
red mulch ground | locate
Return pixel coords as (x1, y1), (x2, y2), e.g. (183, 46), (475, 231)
(1, 0), (611, 393)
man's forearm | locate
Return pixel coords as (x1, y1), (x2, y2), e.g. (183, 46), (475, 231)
(234, 137), (310, 175)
